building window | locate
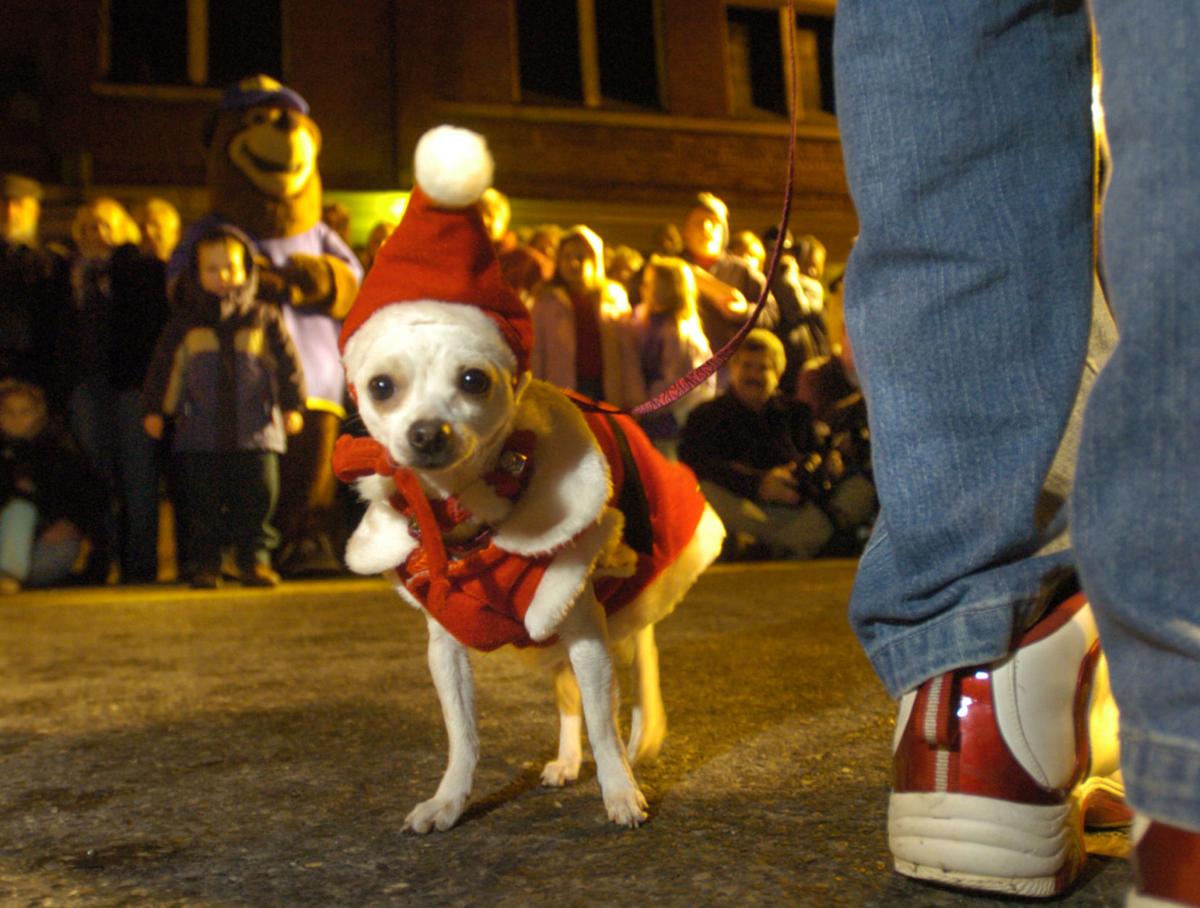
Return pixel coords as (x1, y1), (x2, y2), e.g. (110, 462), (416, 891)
(595, 0), (661, 108)
(101, 0), (282, 88)
(726, 4), (835, 122)
(0, 55), (46, 174)
(516, 0), (662, 110)
(794, 12), (835, 117)
(726, 7), (787, 118)
(515, 1), (584, 104)
(105, 1), (189, 85)
(206, 0), (283, 87)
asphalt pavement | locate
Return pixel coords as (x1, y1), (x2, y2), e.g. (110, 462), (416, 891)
(0, 561), (1131, 907)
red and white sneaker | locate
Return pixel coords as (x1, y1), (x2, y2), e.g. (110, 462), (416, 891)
(888, 589), (1130, 896)
(1128, 815), (1200, 907)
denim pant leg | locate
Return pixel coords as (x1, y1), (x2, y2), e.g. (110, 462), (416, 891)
(69, 378), (118, 569)
(176, 453), (225, 572)
(114, 387), (159, 582)
(227, 451), (280, 567)
(834, 0), (1095, 697)
(0, 499), (38, 580)
(1074, 1), (1200, 831)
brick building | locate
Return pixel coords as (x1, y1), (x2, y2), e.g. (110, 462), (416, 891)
(0, 0), (855, 256)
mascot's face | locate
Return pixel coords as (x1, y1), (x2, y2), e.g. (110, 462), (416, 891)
(227, 105), (320, 199)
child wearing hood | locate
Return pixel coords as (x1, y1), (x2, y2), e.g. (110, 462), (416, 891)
(529, 224), (642, 409)
(142, 226), (305, 588)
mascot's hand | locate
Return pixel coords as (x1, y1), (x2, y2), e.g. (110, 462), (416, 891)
(280, 253), (335, 308)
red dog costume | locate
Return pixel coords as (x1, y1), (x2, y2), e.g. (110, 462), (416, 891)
(334, 125), (723, 654)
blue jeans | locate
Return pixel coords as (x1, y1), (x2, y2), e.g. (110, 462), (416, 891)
(836, 0), (1200, 831)
(0, 499), (81, 587)
(69, 379), (159, 582)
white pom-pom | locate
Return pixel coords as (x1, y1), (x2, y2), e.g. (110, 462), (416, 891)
(413, 125), (494, 208)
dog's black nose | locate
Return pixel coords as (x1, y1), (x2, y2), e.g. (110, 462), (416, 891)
(407, 419), (452, 456)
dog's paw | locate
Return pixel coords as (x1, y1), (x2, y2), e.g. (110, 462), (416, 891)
(603, 785), (649, 828)
(540, 757), (581, 788)
(345, 502), (417, 575)
(524, 607), (562, 644)
(402, 794), (468, 834)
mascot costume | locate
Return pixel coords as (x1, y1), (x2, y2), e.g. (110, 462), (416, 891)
(169, 74), (363, 575)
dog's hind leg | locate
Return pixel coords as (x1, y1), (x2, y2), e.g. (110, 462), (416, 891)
(403, 617), (478, 834)
(627, 624), (666, 766)
(541, 664), (583, 787)
(559, 586), (648, 828)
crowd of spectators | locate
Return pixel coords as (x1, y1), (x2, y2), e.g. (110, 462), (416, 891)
(1, 169), (874, 594)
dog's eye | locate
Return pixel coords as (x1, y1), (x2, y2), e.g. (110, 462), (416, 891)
(367, 375), (395, 402)
(459, 368), (491, 395)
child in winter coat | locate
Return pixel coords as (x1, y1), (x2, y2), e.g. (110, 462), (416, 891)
(0, 379), (105, 593)
(142, 226), (305, 588)
(529, 225), (642, 408)
(633, 255), (717, 459)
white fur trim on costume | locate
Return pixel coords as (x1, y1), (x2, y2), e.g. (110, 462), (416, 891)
(341, 300), (517, 379)
(345, 498), (418, 576)
(523, 508), (625, 643)
(414, 126), (494, 209)
(354, 473), (395, 504)
(487, 379), (612, 557)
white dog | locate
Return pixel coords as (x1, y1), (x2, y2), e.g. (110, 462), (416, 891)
(334, 126), (724, 832)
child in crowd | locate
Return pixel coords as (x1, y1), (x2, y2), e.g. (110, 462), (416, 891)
(0, 379), (105, 594)
(605, 243), (644, 304)
(728, 229), (766, 274)
(530, 224), (641, 408)
(633, 255), (716, 459)
(527, 224), (562, 264)
(142, 226), (305, 589)
(133, 197), (181, 263)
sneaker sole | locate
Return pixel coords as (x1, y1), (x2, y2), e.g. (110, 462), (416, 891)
(889, 791), (1085, 897)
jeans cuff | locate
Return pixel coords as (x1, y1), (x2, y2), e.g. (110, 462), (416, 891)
(1121, 730), (1200, 833)
(866, 596), (1022, 698)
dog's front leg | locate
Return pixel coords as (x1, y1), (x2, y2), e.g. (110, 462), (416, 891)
(540, 664), (582, 787)
(403, 616), (478, 834)
(558, 586), (648, 828)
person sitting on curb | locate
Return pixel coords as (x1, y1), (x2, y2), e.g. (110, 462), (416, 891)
(678, 329), (875, 560)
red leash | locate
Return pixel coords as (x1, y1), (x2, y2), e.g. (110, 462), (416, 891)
(613, 0), (800, 419)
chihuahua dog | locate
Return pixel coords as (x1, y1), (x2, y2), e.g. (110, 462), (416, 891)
(338, 302), (725, 832)
(333, 125), (724, 833)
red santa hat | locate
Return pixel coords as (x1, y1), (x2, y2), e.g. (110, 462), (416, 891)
(338, 125), (531, 374)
